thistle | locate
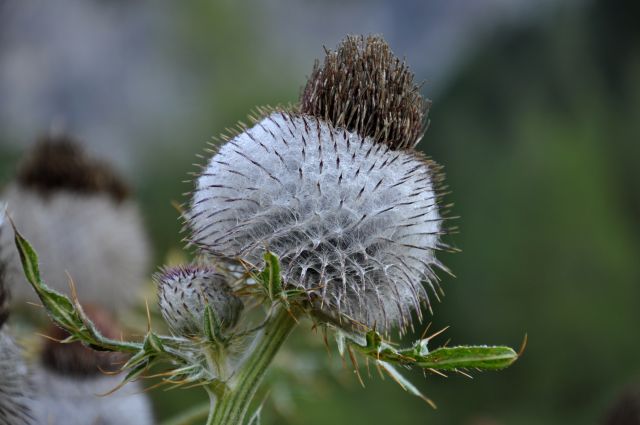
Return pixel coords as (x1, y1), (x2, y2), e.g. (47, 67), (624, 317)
(8, 35), (519, 425)
(0, 135), (150, 312)
(156, 264), (243, 337)
(188, 112), (446, 334)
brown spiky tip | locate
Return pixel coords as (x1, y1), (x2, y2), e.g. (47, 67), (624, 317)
(40, 305), (128, 376)
(16, 135), (130, 203)
(300, 34), (430, 150)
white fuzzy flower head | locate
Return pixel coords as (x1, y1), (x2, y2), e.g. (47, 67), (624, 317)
(32, 370), (153, 425)
(155, 265), (243, 337)
(0, 332), (34, 425)
(188, 112), (447, 334)
(0, 136), (150, 313)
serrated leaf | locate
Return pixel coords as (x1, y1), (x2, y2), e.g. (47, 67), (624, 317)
(12, 222), (141, 353)
(13, 225), (80, 328)
(416, 346), (518, 370)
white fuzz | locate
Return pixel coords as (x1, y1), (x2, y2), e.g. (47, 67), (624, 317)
(188, 113), (445, 332)
(156, 265), (243, 337)
(32, 370), (153, 425)
(0, 332), (35, 425)
(0, 186), (150, 312)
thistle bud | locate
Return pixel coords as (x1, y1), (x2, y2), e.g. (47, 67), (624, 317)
(188, 111), (446, 334)
(0, 135), (150, 313)
(155, 265), (243, 337)
(300, 35), (429, 150)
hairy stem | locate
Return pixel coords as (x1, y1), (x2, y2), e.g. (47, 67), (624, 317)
(209, 307), (297, 425)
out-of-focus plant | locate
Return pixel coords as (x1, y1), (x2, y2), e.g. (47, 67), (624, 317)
(9, 35), (519, 425)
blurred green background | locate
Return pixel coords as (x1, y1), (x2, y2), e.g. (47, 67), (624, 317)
(1, 0), (639, 423)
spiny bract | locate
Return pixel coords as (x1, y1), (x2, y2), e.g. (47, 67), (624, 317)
(188, 112), (447, 333)
(155, 265), (243, 337)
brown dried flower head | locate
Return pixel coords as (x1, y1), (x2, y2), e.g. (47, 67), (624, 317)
(300, 35), (430, 150)
(16, 135), (130, 203)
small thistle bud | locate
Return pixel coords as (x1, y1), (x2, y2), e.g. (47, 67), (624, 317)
(0, 135), (150, 312)
(155, 265), (243, 337)
(300, 35), (429, 150)
(188, 111), (446, 334)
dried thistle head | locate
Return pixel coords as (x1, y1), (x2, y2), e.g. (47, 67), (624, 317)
(300, 35), (429, 150)
(188, 112), (447, 334)
(155, 264), (243, 337)
(0, 136), (150, 312)
(15, 135), (130, 203)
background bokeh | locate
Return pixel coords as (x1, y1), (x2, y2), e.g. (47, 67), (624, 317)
(1, 0), (639, 423)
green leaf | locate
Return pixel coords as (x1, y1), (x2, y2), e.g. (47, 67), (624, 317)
(11, 221), (140, 353)
(346, 327), (519, 373)
(13, 222), (84, 329)
(416, 346), (518, 370)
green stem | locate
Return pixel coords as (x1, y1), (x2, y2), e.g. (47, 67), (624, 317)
(209, 307), (297, 425)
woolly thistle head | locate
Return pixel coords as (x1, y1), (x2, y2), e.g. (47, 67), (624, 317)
(300, 35), (429, 150)
(155, 265), (243, 337)
(0, 332), (34, 425)
(0, 136), (150, 312)
(188, 111), (448, 334)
